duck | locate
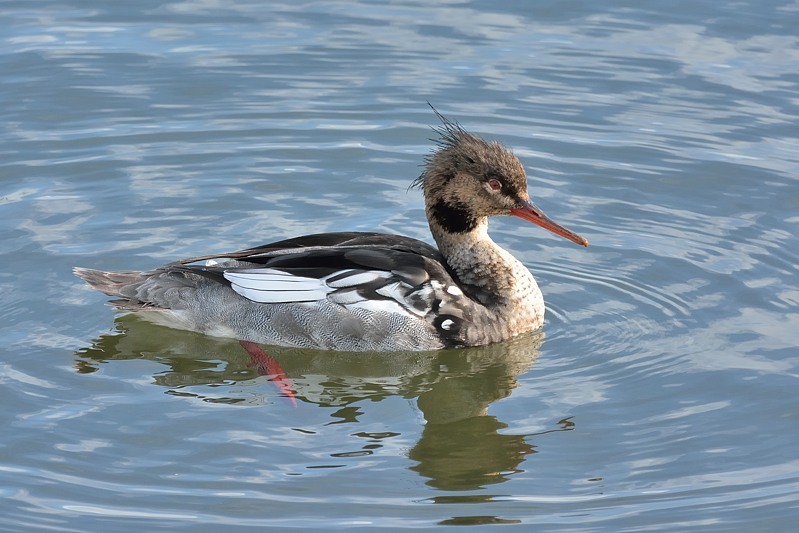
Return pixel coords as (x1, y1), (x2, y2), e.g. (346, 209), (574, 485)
(74, 109), (588, 352)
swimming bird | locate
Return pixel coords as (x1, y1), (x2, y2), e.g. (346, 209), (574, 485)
(74, 110), (587, 351)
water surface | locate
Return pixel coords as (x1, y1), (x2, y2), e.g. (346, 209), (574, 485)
(1, 0), (798, 530)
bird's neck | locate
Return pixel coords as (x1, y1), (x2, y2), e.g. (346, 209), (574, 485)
(428, 215), (538, 307)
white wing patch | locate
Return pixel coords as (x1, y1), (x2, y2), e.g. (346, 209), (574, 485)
(224, 267), (435, 319)
(376, 281), (427, 316)
(224, 268), (332, 303)
(446, 285), (463, 296)
(326, 269), (392, 288)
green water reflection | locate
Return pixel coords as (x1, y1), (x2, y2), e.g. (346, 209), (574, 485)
(76, 315), (570, 492)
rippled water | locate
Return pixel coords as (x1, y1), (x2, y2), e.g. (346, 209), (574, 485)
(2, 0), (798, 530)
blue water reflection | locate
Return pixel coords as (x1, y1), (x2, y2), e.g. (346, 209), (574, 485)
(1, 0), (798, 530)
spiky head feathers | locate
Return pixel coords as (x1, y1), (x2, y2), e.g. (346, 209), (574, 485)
(412, 107), (531, 225)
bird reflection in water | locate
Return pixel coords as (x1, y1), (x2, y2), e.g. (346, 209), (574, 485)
(76, 315), (574, 491)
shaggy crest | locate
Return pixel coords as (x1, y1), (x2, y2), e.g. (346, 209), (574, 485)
(411, 104), (528, 200)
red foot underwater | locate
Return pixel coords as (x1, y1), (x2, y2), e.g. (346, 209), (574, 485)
(239, 340), (297, 407)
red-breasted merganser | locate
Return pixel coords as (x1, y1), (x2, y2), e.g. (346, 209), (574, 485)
(75, 110), (588, 351)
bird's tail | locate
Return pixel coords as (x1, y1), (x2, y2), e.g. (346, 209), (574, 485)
(73, 267), (147, 297)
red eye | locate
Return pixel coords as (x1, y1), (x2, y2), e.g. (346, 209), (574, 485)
(488, 179), (502, 191)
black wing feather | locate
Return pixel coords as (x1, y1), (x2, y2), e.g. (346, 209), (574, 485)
(168, 231), (452, 290)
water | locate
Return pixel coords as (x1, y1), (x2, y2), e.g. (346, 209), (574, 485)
(2, 0), (798, 530)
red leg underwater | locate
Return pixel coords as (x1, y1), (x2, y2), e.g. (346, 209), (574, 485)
(239, 340), (297, 407)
